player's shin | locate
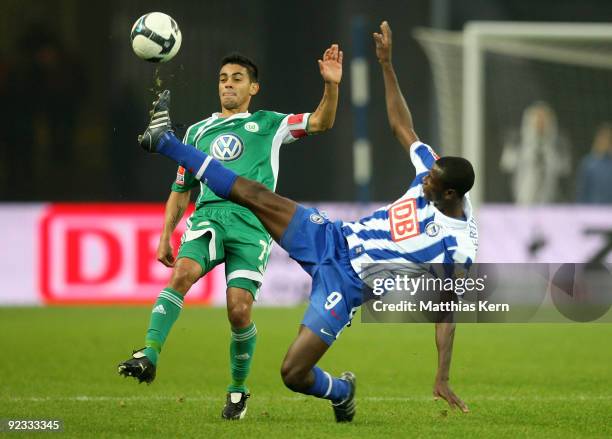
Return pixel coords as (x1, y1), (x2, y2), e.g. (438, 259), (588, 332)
(143, 288), (184, 365)
(303, 366), (351, 403)
(228, 322), (257, 393)
(156, 132), (237, 198)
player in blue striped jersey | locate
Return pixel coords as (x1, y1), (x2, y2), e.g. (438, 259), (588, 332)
(348, 21), (478, 288)
(136, 20), (473, 420)
(342, 141), (478, 283)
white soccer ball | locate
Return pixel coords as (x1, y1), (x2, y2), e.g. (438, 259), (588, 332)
(130, 12), (182, 63)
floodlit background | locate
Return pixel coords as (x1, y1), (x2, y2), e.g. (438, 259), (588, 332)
(1, 0), (611, 202)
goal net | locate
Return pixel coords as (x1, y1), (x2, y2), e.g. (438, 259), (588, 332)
(415, 22), (612, 205)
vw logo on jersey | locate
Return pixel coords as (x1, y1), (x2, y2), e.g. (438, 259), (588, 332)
(425, 221), (441, 237)
(210, 134), (244, 161)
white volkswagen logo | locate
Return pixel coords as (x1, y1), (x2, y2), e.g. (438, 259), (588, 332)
(211, 134), (244, 161)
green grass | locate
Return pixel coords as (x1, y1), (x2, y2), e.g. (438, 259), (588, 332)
(1, 307), (611, 438)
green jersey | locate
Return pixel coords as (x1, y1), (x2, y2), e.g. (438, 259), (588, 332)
(171, 110), (310, 207)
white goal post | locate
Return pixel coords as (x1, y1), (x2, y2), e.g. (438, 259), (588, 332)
(416, 22), (612, 206)
(464, 22), (612, 205)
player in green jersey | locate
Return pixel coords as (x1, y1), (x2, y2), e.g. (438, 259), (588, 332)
(118, 46), (343, 420)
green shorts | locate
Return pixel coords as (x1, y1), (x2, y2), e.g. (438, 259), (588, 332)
(177, 205), (272, 299)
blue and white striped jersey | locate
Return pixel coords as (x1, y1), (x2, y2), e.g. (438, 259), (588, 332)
(341, 141), (478, 282)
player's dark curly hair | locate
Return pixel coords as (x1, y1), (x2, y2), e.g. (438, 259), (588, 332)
(220, 52), (258, 82)
(436, 156), (475, 198)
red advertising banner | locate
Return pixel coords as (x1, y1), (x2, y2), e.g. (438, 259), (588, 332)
(0, 202), (610, 306)
(38, 203), (218, 304)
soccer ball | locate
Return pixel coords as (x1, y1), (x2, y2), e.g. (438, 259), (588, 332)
(130, 12), (182, 63)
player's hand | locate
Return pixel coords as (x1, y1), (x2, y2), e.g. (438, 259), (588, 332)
(318, 44), (343, 84)
(433, 380), (469, 413)
(157, 239), (176, 267)
(373, 20), (392, 65)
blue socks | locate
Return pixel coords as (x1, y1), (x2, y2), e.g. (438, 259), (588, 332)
(157, 132), (238, 198)
(304, 366), (351, 403)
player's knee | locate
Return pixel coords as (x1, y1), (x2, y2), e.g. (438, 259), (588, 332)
(239, 181), (270, 209)
(251, 182), (270, 201)
(169, 261), (200, 292)
(227, 302), (251, 328)
(280, 360), (308, 392)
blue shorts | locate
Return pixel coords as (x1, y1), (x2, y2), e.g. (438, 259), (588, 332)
(280, 205), (364, 345)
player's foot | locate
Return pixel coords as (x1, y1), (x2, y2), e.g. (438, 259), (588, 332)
(138, 89), (174, 153)
(332, 371), (356, 423)
(221, 392), (250, 420)
(117, 348), (157, 384)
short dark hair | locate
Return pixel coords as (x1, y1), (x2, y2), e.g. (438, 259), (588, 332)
(220, 52), (258, 82)
(436, 156), (475, 198)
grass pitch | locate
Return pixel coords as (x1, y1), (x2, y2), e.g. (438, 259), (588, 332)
(1, 307), (611, 438)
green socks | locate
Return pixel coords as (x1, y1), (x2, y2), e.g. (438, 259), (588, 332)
(144, 288), (184, 365)
(142, 289), (256, 393)
(227, 322), (257, 393)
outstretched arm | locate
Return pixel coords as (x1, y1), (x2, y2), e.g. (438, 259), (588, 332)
(373, 21), (419, 151)
(307, 44), (343, 134)
(432, 302), (469, 413)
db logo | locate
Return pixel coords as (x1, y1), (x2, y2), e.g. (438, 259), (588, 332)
(38, 204), (216, 304)
(389, 198), (420, 241)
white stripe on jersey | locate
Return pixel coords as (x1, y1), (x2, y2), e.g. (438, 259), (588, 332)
(193, 112), (251, 144)
(344, 217), (389, 233)
(344, 233), (457, 256)
(349, 252), (449, 268)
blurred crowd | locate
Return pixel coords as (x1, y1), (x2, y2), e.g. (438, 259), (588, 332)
(501, 101), (612, 205)
(0, 26), (611, 204)
(0, 25), (88, 199)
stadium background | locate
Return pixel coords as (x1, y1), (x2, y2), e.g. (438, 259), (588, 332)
(2, 0), (612, 203)
(1, 1), (612, 437)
